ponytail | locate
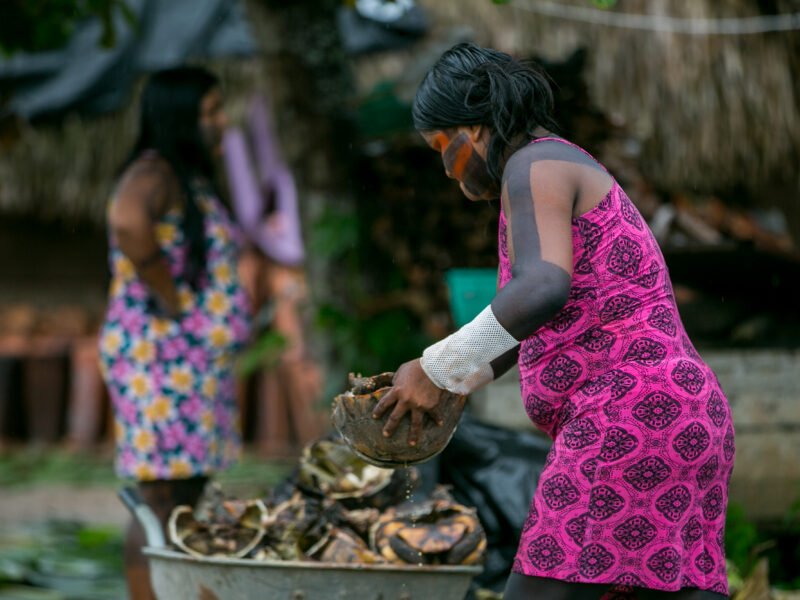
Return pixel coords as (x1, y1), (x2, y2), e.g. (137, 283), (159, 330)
(412, 42), (559, 185)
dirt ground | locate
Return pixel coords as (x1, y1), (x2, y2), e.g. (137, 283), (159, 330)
(0, 484), (128, 526)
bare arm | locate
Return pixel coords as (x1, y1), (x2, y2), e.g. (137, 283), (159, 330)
(491, 147), (576, 339)
(108, 160), (182, 317)
(490, 346), (520, 379)
(374, 143), (613, 445)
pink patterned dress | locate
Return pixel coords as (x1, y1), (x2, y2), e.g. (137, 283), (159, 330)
(500, 138), (734, 595)
(99, 186), (252, 482)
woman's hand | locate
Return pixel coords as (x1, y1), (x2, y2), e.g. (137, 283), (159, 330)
(237, 246), (263, 310)
(111, 158), (182, 317)
(371, 359), (447, 447)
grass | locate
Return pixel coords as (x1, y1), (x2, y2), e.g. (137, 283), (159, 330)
(0, 446), (296, 598)
(0, 445), (294, 497)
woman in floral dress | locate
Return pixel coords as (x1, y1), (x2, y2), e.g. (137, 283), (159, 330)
(98, 67), (251, 600)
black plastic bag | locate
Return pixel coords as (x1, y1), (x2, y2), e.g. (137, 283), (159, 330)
(437, 410), (552, 594)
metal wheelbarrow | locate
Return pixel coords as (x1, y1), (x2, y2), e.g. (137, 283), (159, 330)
(119, 487), (482, 600)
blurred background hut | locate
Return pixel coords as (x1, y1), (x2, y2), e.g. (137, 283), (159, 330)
(0, 0), (798, 534)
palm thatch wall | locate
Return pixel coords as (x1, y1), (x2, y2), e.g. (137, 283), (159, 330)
(0, 1), (311, 225)
(0, 0), (797, 226)
(355, 0), (800, 198)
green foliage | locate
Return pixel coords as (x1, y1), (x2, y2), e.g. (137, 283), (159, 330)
(725, 502), (760, 574)
(310, 201), (432, 391)
(356, 82), (414, 139)
(0, 449), (116, 489)
(773, 493), (800, 589)
(724, 497), (800, 591)
(491, 0), (618, 6)
(0, 0), (137, 55)
(0, 521), (125, 599)
(0, 449), (291, 493)
(236, 329), (289, 375)
(308, 204), (359, 260)
(317, 303), (428, 377)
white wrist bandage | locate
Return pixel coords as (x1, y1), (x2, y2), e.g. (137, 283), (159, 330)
(420, 305), (519, 395)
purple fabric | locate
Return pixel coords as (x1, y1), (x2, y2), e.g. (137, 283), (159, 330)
(223, 93), (305, 266)
(500, 138), (733, 595)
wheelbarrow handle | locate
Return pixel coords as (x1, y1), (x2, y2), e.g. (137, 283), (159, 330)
(118, 486), (166, 549)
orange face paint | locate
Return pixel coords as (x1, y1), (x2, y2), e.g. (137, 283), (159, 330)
(431, 131), (450, 153)
(423, 130), (497, 199)
(450, 141), (473, 181)
(439, 131), (496, 199)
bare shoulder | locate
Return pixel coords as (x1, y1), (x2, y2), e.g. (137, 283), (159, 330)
(504, 139), (609, 198)
(112, 155), (180, 221)
(506, 138), (589, 169)
(503, 141), (579, 190)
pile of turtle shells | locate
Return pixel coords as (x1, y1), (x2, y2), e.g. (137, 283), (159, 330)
(167, 436), (486, 568)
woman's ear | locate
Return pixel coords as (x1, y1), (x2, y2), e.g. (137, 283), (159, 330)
(466, 125), (491, 159)
(467, 124), (484, 143)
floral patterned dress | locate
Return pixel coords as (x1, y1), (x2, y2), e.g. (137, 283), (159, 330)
(500, 138), (734, 595)
(99, 185), (252, 481)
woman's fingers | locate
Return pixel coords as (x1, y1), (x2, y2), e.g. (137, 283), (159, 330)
(428, 404), (446, 427)
(372, 388), (398, 420)
(382, 400), (409, 438)
(408, 409), (424, 446)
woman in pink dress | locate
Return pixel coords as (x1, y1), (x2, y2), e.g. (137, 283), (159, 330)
(374, 43), (733, 599)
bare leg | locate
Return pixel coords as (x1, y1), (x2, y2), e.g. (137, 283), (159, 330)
(504, 572), (610, 600)
(123, 476), (208, 600)
(123, 517), (155, 600)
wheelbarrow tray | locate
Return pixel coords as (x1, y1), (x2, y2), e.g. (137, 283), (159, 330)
(143, 547), (482, 600)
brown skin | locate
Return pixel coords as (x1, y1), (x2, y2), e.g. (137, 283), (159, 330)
(124, 478), (208, 600)
(109, 157), (182, 316)
(198, 87), (227, 158)
(373, 125), (613, 445)
(109, 87), (229, 316)
(109, 87), (228, 600)
(242, 254), (325, 450)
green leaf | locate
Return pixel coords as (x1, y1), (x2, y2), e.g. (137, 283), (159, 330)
(309, 206), (359, 258)
(236, 330), (289, 375)
(0, 585), (65, 600)
(115, 0), (138, 28)
(724, 502), (760, 574)
(0, 557), (28, 583)
(76, 527), (121, 550)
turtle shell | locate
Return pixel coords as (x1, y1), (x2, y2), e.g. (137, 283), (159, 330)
(168, 499), (267, 558)
(369, 486), (487, 566)
(297, 436), (394, 500)
(331, 372), (466, 468)
(307, 526), (383, 564)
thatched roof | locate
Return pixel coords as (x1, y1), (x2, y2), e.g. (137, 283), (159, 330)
(355, 0), (800, 195)
(0, 0), (797, 224)
(0, 0), (291, 225)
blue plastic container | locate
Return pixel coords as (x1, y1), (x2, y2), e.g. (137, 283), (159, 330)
(445, 268), (498, 327)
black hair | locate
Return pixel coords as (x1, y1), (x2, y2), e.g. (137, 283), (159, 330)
(412, 42), (559, 186)
(122, 66), (219, 288)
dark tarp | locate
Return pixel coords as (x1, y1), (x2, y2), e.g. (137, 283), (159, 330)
(0, 0), (257, 121)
